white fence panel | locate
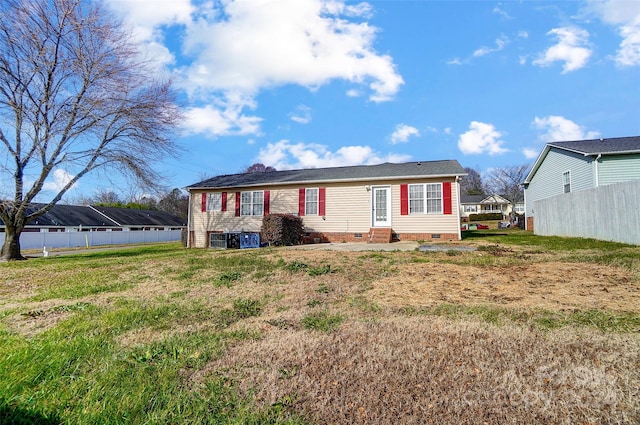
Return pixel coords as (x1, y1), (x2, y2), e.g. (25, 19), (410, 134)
(533, 180), (640, 245)
(0, 230), (183, 250)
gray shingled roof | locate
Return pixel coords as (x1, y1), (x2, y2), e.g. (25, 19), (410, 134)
(90, 206), (187, 227)
(460, 195), (485, 204)
(187, 160), (466, 190)
(548, 136), (640, 155)
(1, 204), (186, 227)
(26, 204), (118, 227)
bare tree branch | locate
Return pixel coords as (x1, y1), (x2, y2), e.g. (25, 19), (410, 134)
(485, 165), (530, 221)
(0, 0), (181, 260)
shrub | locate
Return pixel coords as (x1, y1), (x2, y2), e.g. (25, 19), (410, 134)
(261, 214), (305, 246)
(469, 212), (503, 221)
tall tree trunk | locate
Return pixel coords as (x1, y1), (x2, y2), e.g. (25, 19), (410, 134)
(1, 224), (25, 261)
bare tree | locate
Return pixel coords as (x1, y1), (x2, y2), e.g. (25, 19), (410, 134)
(244, 163), (276, 173)
(157, 188), (189, 220)
(485, 165), (529, 222)
(461, 167), (485, 196)
(92, 190), (122, 206)
(0, 0), (180, 260)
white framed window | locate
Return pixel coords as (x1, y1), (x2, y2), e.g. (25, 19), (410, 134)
(426, 183), (442, 214)
(408, 184), (424, 214)
(408, 183), (442, 214)
(563, 171), (571, 193)
(464, 205), (477, 213)
(305, 188), (318, 215)
(241, 191), (264, 216)
(207, 192), (222, 211)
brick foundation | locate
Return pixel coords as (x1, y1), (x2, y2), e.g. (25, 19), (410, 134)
(303, 231), (459, 244)
(394, 232), (459, 242)
(526, 217), (534, 232)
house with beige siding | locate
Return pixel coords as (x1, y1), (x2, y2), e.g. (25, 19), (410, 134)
(523, 136), (640, 232)
(185, 160), (466, 248)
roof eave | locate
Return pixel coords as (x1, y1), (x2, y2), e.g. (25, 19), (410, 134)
(523, 145), (550, 185)
(584, 149), (640, 156)
(187, 172), (467, 191)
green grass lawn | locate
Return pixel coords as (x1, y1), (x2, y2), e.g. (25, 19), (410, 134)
(1, 236), (639, 424)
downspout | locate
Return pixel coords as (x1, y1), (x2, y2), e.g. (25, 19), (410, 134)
(186, 190), (192, 248)
(594, 154), (601, 187)
(456, 176), (462, 240)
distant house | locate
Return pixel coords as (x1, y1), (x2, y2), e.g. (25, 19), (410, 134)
(89, 205), (186, 231)
(1, 204), (186, 233)
(523, 136), (640, 232)
(460, 194), (514, 220)
(185, 160), (467, 248)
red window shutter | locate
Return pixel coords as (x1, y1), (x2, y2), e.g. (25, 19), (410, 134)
(264, 190), (270, 215)
(319, 187), (326, 216)
(443, 182), (452, 215)
(298, 188), (305, 216)
(400, 184), (408, 215)
(201, 193), (207, 212)
(221, 192), (227, 212)
(235, 192), (241, 217)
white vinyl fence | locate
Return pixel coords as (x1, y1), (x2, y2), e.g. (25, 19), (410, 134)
(0, 229), (183, 250)
(533, 179), (640, 245)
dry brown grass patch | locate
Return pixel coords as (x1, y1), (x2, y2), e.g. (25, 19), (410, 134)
(370, 261), (640, 312)
(201, 317), (639, 425)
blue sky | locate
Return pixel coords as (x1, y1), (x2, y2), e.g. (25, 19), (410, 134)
(53, 0), (640, 199)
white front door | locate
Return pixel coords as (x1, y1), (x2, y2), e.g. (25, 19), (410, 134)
(372, 186), (391, 227)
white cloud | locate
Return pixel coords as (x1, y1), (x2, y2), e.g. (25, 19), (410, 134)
(493, 6), (512, 20)
(390, 124), (420, 144)
(473, 35), (509, 57)
(105, 0), (194, 70)
(587, 0), (640, 66)
(182, 104), (262, 137)
(522, 148), (539, 159)
(532, 115), (600, 143)
(43, 169), (77, 193)
(458, 122), (508, 155)
(533, 27), (592, 73)
(181, 0), (403, 102)
(107, 0), (402, 138)
(290, 105), (312, 124)
(256, 139), (411, 170)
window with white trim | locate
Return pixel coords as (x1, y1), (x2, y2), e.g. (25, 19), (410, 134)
(426, 183), (442, 213)
(305, 188), (318, 215)
(408, 183), (442, 214)
(241, 191), (264, 216)
(563, 171), (571, 193)
(408, 184), (424, 214)
(207, 192), (222, 211)
(464, 205), (477, 213)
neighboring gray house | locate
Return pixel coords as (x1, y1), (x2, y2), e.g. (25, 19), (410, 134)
(523, 136), (640, 232)
(186, 160), (467, 247)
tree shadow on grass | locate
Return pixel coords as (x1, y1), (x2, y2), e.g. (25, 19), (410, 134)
(461, 230), (510, 241)
(0, 404), (61, 425)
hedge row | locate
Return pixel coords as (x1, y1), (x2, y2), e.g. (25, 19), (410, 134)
(469, 213), (503, 221)
(261, 214), (304, 246)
